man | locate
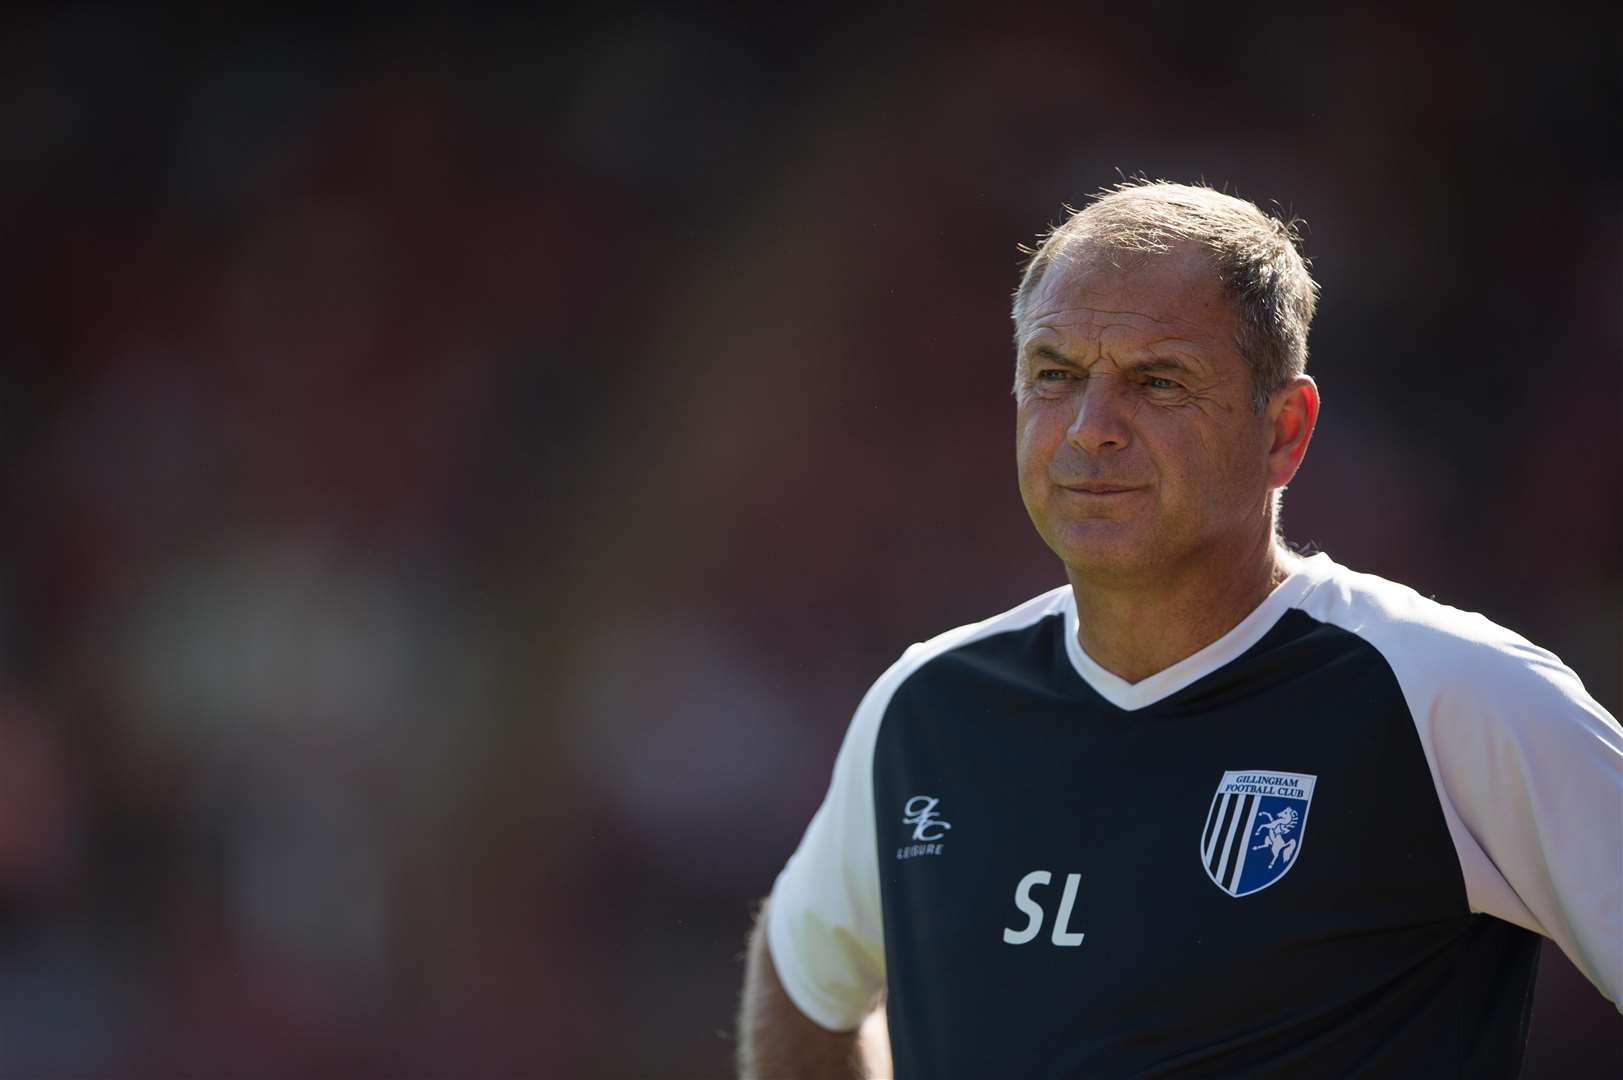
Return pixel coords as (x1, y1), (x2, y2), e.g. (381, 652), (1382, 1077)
(736, 182), (1621, 1078)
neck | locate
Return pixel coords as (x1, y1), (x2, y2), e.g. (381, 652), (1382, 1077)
(1068, 535), (1296, 685)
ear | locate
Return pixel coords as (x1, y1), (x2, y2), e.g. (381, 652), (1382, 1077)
(1265, 375), (1319, 490)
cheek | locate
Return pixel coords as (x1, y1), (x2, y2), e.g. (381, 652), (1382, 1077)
(1180, 423), (1269, 503)
(1014, 412), (1057, 512)
(1015, 410), (1051, 471)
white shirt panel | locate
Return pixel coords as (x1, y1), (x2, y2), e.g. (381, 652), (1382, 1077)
(766, 586), (1070, 1031)
(1294, 558), (1623, 1009)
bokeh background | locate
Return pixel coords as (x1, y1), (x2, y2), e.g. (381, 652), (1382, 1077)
(1, 6), (1618, 1077)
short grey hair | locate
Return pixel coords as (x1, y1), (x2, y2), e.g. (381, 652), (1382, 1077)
(1011, 180), (1319, 412)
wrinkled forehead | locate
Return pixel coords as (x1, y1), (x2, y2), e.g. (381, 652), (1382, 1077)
(1021, 240), (1235, 348)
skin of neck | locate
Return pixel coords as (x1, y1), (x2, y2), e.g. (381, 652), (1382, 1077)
(1067, 510), (1298, 685)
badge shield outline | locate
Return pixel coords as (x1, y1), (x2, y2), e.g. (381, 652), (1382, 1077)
(1199, 770), (1317, 897)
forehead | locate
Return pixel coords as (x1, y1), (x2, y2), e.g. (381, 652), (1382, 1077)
(1020, 241), (1238, 353)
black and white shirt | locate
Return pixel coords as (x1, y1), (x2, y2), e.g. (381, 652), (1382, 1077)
(767, 553), (1621, 1077)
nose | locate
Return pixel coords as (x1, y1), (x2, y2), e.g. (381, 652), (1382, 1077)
(1067, 375), (1132, 454)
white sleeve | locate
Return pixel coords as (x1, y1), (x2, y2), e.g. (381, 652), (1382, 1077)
(762, 585), (1073, 1029)
(1351, 591), (1623, 1010)
(765, 646), (917, 1031)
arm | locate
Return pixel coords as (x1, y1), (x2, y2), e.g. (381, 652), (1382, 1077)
(1376, 609), (1622, 1004)
(737, 900), (867, 1080)
(1425, 646), (1623, 1006)
(745, 642), (928, 1075)
(1301, 572), (1622, 1005)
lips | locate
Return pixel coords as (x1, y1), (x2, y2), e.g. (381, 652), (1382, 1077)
(1057, 482), (1144, 495)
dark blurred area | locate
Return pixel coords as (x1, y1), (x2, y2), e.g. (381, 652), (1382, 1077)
(0, 6), (1618, 1077)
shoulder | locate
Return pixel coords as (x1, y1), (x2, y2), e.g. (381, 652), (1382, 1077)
(835, 584), (1073, 757)
(762, 584), (1076, 1028)
(1292, 554), (1613, 740)
(824, 581), (1074, 758)
(867, 585), (1071, 703)
(1296, 554), (1528, 657)
(1293, 562), (1620, 998)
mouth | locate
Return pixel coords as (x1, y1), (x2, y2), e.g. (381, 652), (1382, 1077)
(1058, 482), (1144, 496)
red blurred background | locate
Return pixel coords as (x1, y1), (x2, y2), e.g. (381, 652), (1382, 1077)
(1, 7), (1617, 1077)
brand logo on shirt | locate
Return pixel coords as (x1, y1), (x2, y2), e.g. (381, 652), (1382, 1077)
(1200, 770), (1317, 897)
(897, 794), (950, 859)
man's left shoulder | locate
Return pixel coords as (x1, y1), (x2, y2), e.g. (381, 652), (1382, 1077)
(1292, 555), (1604, 727)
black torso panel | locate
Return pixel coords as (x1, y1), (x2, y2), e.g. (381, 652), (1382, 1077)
(872, 610), (1539, 1078)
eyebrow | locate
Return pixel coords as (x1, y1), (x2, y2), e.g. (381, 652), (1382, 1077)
(1021, 346), (1200, 376)
(1119, 356), (1197, 376)
(1023, 344), (1077, 366)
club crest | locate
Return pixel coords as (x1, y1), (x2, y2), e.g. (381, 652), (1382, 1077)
(1199, 770), (1317, 897)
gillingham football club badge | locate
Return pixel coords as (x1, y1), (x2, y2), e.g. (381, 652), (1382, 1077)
(1200, 770), (1317, 897)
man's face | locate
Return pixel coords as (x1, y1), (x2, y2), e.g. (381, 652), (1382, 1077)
(1014, 241), (1277, 586)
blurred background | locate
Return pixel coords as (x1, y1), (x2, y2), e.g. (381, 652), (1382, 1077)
(1, 5), (1618, 1077)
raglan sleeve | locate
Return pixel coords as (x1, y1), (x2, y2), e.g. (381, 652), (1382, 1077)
(1410, 629), (1623, 1010)
(764, 646), (913, 1031)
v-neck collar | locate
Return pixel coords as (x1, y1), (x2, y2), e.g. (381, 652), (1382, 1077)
(1060, 553), (1334, 712)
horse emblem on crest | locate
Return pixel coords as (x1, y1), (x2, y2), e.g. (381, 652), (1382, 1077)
(1252, 806), (1299, 868)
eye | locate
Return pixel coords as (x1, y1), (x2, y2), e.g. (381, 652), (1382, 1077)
(1144, 375), (1182, 390)
(1037, 369), (1073, 381)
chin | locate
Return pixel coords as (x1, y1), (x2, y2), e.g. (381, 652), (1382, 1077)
(1058, 551), (1159, 585)
(1044, 524), (1158, 583)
